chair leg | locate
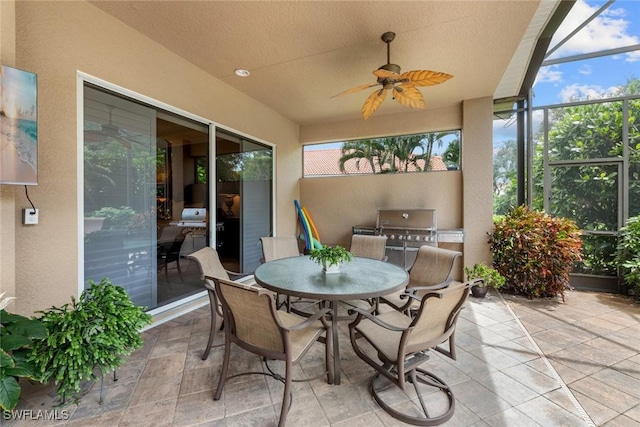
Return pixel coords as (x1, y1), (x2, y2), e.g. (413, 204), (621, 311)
(175, 258), (183, 282)
(203, 290), (222, 360)
(214, 335), (231, 401)
(325, 326), (334, 384)
(278, 359), (293, 427)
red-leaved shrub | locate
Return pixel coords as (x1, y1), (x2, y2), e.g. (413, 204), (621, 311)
(489, 206), (582, 299)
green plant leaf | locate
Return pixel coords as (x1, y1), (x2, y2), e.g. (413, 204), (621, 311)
(0, 375), (21, 411)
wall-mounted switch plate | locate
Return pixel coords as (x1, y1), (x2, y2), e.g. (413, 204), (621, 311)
(23, 208), (39, 225)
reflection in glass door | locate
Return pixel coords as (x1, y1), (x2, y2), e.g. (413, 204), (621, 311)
(83, 85), (211, 309)
(215, 129), (272, 273)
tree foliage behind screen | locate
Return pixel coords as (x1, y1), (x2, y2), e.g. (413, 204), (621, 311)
(493, 79), (640, 277)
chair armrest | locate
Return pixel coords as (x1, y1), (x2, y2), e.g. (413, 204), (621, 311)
(348, 307), (409, 332)
(401, 279), (454, 298)
(284, 307), (332, 331)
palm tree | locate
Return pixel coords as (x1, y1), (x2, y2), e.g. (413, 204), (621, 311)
(339, 131), (459, 174)
(339, 139), (384, 173)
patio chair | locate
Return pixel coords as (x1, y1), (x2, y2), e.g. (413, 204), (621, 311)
(348, 280), (476, 426)
(213, 277), (333, 427)
(260, 235), (301, 263)
(349, 234), (388, 261)
(378, 245), (461, 314)
(186, 246), (256, 360)
(259, 236), (310, 312)
(157, 229), (186, 282)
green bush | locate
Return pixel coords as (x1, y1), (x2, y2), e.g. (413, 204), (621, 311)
(29, 279), (152, 402)
(617, 215), (640, 294)
(0, 293), (49, 411)
(489, 206), (582, 299)
(464, 263), (505, 290)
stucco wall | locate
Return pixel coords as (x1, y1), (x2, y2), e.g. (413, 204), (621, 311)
(8, 1), (495, 316)
(462, 97), (494, 268)
(299, 99), (494, 279)
(0, 0), (17, 305)
(12, 1), (299, 314)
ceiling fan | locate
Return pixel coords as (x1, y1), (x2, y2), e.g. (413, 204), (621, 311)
(84, 107), (140, 149)
(332, 31), (453, 120)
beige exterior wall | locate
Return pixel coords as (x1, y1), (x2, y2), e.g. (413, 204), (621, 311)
(298, 99), (493, 279)
(10, 1), (299, 315)
(0, 0), (17, 304)
(462, 97), (494, 268)
(5, 1), (495, 316)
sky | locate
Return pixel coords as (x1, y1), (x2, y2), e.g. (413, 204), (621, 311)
(533, 0), (640, 106)
(494, 0), (640, 144)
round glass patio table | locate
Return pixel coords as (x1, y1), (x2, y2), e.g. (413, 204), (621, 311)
(254, 255), (409, 385)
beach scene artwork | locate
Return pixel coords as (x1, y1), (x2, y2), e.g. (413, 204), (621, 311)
(1, 65), (38, 185)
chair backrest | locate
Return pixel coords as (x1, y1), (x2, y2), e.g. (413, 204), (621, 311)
(406, 281), (472, 354)
(186, 247), (230, 283)
(349, 234), (388, 260)
(408, 245), (462, 289)
(214, 277), (285, 354)
(260, 236), (301, 262)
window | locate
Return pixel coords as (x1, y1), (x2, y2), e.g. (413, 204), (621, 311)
(303, 130), (461, 177)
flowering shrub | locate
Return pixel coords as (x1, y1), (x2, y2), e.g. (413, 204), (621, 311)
(489, 206), (582, 299)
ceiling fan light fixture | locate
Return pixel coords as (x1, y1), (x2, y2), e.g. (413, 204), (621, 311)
(332, 31), (453, 120)
(234, 68), (250, 77)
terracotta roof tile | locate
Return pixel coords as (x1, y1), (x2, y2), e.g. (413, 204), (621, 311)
(304, 148), (448, 176)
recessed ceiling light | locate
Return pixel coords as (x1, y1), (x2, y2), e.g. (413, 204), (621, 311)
(234, 69), (250, 77)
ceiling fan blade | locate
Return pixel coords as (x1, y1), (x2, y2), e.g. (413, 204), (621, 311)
(362, 88), (388, 120)
(392, 84), (425, 109)
(373, 69), (401, 80)
(331, 82), (380, 98)
(400, 70), (453, 87)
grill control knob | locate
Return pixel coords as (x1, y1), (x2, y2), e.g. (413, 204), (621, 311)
(415, 235), (421, 241)
(406, 235), (412, 241)
(389, 235), (395, 240)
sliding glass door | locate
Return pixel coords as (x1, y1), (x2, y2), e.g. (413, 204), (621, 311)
(215, 129), (272, 273)
(83, 85), (212, 309)
(83, 86), (158, 308)
(83, 84), (274, 310)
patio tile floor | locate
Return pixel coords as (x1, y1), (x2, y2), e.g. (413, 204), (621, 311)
(8, 289), (640, 426)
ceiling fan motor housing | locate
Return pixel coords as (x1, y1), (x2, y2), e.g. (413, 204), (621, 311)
(377, 63), (401, 88)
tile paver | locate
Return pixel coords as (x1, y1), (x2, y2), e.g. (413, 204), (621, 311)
(7, 289), (639, 426)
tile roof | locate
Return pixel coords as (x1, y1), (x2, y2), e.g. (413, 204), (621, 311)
(304, 148), (449, 176)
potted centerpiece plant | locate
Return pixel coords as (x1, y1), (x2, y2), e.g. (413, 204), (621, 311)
(309, 245), (354, 274)
(464, 263), (506, 298)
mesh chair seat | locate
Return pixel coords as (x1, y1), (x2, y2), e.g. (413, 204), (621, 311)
(349, 280), (475, 426)
(186, 246), (257, 360)
(349, 234), (388, 261)
(213, 278), (333, 427)
(379, 245), (461, 314)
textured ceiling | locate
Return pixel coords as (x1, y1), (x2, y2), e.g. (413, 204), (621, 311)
(89, 1), (556, 127)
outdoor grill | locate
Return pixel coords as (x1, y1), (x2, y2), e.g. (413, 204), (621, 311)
(353, 208), (465, 270)
(376, 209), (437, 269)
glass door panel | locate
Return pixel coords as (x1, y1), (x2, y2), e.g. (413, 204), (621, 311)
(84, 86), (211, 310)
(84, 86), (157, 308)
(215, 129), (272, 273)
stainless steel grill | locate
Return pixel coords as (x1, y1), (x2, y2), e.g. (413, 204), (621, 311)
(376, 209), (437, 269)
